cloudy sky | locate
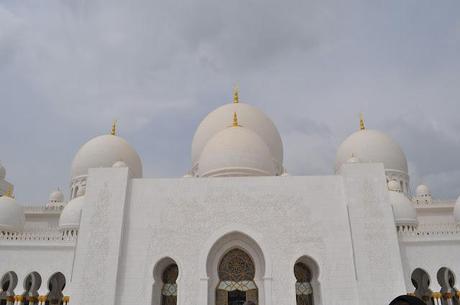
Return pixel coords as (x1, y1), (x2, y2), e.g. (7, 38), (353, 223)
(1, 0), (459, 203)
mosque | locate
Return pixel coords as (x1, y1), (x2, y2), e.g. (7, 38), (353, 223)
(0, 90), (459, 305)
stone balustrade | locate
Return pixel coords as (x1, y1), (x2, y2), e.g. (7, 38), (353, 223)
(0, 228), (77, 242)
(398, 223), (460, 241)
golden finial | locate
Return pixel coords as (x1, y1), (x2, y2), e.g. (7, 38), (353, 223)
(4, 186), (13, 198)
(359, 113), (365, 130)
(111, 120), (117, 136)
(233, 86), (239, 103)
(232, 112), (239, 127)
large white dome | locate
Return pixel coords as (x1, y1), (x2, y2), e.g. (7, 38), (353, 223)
(388, 181), (417, 226)
(0, 196), (25, 232)
(71, 134), (143, 179)
(59, 195), (85, 230)
(197, 125), (276, 177)
(192, 103), (283, 173)
(336, 129), (408, 174)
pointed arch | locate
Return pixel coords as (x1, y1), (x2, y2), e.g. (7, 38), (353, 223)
(294, 256), (320, 305)
(0, 271), (18, 305)
(45, 272), (66, 305)
(437, 267), (459, 305)
(411, 268), (433, 305)
(152, 257), (179, 305)
(205, 231), (267, 305)
(22, 272), (42, 305)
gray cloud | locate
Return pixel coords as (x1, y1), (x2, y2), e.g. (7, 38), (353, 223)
(0, 0), (459, 203)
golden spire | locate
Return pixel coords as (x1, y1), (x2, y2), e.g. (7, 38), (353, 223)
(233, 86), (239, 104)
(359, 113), (365, 130)
(4, 186), (13, 198)
(232, 112), (239, 127)
(111, 120), (117, 136)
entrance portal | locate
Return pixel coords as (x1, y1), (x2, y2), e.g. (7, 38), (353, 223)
(216, 248), (258, 305)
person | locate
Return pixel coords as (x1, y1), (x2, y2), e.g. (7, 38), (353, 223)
(389, 295), (427, 305)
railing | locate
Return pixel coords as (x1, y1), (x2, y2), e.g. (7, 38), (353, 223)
(398, 223), (460, 241)
(23, 206), (63, 213)
(0, 229), (77, 242)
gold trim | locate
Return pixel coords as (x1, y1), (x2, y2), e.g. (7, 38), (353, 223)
(232, 112), (239, 127)
(233, 86), (239, 103)
(359, 113), (365, 130)
(4, 185), (13, 198)
(111, 120), (117, 136)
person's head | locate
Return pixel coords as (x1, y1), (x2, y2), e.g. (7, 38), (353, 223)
(389, 295), (427, 305)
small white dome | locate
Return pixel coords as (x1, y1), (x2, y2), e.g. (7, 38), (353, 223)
(112, 160), (128, 168)
(71, 134), (142, 179)
(454, 196), (460, 223)
(49, 189), (65, 203)
(59, 195), (85, 230)
(197, 126), (276, 177)
(388, 182), (417, 226)
(416, 184), (431, 197)
(0, 196), (25, 232)
(336, 129), (408, 174)
(0, 163), (5, 180)
(192, 103), (283, 173)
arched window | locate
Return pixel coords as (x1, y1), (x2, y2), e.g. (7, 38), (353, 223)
(45, 272), (66, 305)
(411, 268), (433, 305)
(216, 248), (258, 305)
(0, 271), (18, 305)
(161, 264), (178, 305)
(437, 267), (459, 305)
(22, 272), (42, 305)
(294, 262), (314, 305)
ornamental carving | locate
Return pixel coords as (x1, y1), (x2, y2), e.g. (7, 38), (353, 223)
(218, 249), (255, 282)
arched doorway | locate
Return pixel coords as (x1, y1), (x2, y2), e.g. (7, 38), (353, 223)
(22, 272), (42, 305)
(45, 272), (66, 305)
(161, 264), (178, 305)
(216, 248), (258, 305)
(411, 268), (433, 305)
(152, 257), (179, 305)
(0, 271), (18, 305)
(437, 267), (459, 305)
(294, 262), (314, 305)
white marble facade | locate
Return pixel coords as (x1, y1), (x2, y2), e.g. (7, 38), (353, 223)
(0, 95), (459, 305)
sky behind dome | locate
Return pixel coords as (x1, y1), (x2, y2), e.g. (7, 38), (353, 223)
(1, 0), (459, 203)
